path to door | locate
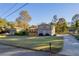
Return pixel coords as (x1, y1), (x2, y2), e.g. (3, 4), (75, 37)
(58, 34), (79, 56)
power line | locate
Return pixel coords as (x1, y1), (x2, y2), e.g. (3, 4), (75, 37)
(5, 3), (28, 18)
(0, 3), (17, 17)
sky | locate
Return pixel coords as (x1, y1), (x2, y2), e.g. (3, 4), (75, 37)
(0, 3), (79, 25)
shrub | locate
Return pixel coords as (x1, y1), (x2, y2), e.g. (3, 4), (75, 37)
(15, 30), (28, 36)
(53, 34), (56, 36)
(74, 35), (79, 40)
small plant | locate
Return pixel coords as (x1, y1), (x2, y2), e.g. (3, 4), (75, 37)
(15, 30), (28, 36)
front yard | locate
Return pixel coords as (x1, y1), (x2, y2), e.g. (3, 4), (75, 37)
(0, 36), (64, 53)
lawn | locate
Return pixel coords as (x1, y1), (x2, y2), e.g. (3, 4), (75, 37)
(0, 36), (64, 53)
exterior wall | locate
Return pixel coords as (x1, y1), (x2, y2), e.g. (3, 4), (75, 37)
(38, 29), (51, 35)
(29, 28), (37, 36)
(14, 27), (24, 32)
(9, 29), (16, 35)
(38, 23), (51, 36)
(50, 24), (55, 36)
(29, 25), (38, 36)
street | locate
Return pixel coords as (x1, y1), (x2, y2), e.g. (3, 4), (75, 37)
(0, 44), (50, 56)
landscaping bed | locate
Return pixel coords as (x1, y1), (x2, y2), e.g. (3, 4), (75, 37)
(0, 36), (64, 53)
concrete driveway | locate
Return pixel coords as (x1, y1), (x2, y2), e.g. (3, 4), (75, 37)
(58, 34), (79, 56)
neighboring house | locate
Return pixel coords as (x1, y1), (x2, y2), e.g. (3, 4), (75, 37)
(68, 27), (79, 34)
(29, 25), (38, 36)
(5, 29), (16, 36)
(14, 26), (24, 33)
(9, 29), (16, 35)
(7, 26), (24, 36)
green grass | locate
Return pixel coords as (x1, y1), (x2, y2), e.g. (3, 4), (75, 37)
(0, 36), (64, 53)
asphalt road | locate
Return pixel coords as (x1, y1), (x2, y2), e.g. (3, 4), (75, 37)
(0, 44), (50, 56)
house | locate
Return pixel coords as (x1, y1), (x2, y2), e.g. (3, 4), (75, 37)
(38, 23), (51, 36)
(14, 26), (24, 33)
(38, 22), (55, 36)
(9, 29), (16, 35)
(5, 28), (16, 36)
(68, 27), (79, 34)
(29, 25), (38, 36)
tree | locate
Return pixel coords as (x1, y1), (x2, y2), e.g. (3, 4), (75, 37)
(72, 14), (79, 24)
(55, 18), (68, 34)
(0, 18), (7, 27)
(16, 10), (31, 30)
(52, 15), (58, 23)
(7, 22), (15, 29)
(20, 10), (31, 22)
(0, 18), (9, 33)
(72, 14), (79, 34)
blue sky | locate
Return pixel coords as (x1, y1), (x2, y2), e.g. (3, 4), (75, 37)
(0, 3), (79, 25)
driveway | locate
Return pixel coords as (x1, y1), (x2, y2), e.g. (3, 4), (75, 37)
(58, 34), (79, 56)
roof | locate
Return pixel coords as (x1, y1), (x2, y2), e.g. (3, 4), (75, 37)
(38, 23), (50, 26)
